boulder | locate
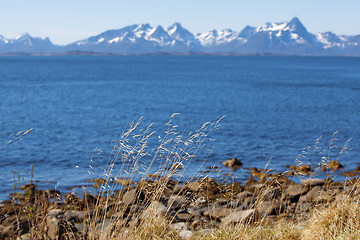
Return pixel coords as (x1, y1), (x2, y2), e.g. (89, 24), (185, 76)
(222, 158), (243, 168)
(122, 189), (145, 206)
(186, 181), (201, 192)
(256, 200), (283, 217)
(46, 209), (65, 240)
(289, 164), (313, 174)
(322, 160), (343, 170)
(221, 209), (256, 225)
(301, 178), (325, 187)
(284, 184), (308, 199)
(203, 206), (234, 219)
(299, 186), (331, 203)
(168, 195), (189, 209)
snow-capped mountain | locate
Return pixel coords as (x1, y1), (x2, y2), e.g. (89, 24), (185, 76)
(0, 18), (359, 55)
(0, 33), (56, 53)
(65, 22), (200, 53)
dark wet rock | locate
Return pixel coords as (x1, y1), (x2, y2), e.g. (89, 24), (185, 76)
(340, 171), (358, 177)
(289, 164), (313, 174)
(244, 177), (258, 188)
(285, 170), (295, 177)
(250, 168), (269, 181)
(20, 184), (36, 195)
(206, 165), (220, 170)
(322, 160), (343, 171)
(222, 158), (243, 168)
(45, 189), (61, 199)
(83, 192), (97, 209)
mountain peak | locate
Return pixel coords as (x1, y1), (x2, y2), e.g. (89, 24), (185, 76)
(149, 25), (170, 39)
(167, 23), (195, 42)
(15, 33), (31, 41)
(286, 17), (307, 33)
(239, 25), (256, 38)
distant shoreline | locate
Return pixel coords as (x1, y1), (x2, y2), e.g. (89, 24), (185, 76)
(0, 51), (358, 57)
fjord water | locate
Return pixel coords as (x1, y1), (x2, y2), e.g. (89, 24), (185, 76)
(0, 55), (359, 200)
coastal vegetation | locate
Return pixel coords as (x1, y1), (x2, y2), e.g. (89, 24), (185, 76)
(1, 117), (359, 240)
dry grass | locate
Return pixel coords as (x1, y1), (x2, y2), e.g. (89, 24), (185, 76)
(302, 193), (360, 240)
(193, 221), (302, 240)
(3, 121), (360, 240)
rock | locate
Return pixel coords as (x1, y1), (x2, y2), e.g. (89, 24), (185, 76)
(116, 178), (133, 186)
(186, 181), (201, 192)
(122, 189), (144, 206)
(176, 213), (193, 222)
(193, 197), (208, 207)
(284, 184), (308, 199)
(261, 187), (281, 201)
(236, 191), (253, 200)
(21, 184), (36, 195)
(65, 210), (92, 222)
(46, 209), (65, 240)
(299, 186), (331, 203)
(83, 192), (97, 208)
(203, 207), (234, 219)
(221, 209), (256, 225)
(250, 168), (269, 181)
(170, 222), (187, 232)
(256, 200), (282, 217)
(45, 189), (61, 199)
(179, 229), (193, 240)
(289, 164), (313, 174)
(322, 160), (343, 170)
(168, 195), (189, 209)
(173, 184), (186, 194)
(140, 201), (167, 220)
(187, 207), (203, 218)
(94, 219), (115, 238)
(301, 178), (325, 187)
(340, 171), (358, 177)
(295, 202), (312, 214)
(17, 233), (31, 240)
(222, 158), (243, 168)
(74, 223), (89, 233)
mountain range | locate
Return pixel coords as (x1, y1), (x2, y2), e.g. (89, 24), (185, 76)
(1, 17), (359, 56)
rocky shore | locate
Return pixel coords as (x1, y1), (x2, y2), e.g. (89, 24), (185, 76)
(1, 159), (360, 240)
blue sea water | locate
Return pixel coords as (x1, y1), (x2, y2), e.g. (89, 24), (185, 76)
(0, 55), (359, 200)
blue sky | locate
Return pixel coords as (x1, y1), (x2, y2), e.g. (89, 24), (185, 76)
(0, 0), (359, 45)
